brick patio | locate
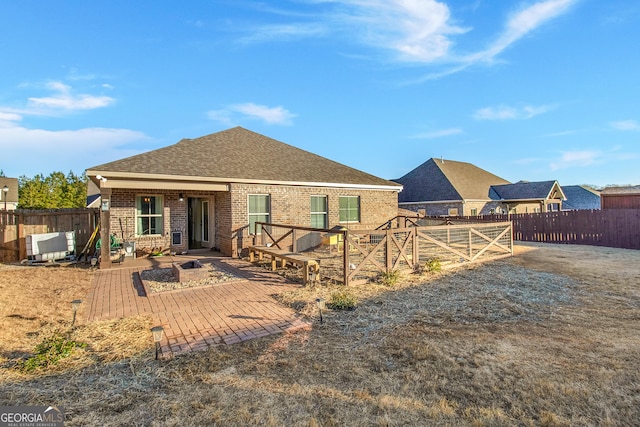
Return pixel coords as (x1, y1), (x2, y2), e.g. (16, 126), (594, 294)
(85, 254), (311, 358)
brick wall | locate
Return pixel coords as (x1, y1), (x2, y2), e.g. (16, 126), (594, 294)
(108, 185), (399, 258)
(227, 183), (399, 257)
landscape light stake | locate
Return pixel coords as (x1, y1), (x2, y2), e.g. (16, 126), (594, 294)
(71, 299), (82, 327)
(151, 326), (165, 360)
(315, 298), (325, 324)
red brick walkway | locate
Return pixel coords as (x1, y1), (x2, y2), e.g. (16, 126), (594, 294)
(85, 256), (311, 358)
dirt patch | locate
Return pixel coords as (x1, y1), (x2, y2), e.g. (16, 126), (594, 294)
(1, 242), (639, 426)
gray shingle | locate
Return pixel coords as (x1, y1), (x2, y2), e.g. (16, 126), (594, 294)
(88, 127), (401, 188)
(394, 158), (509, 202)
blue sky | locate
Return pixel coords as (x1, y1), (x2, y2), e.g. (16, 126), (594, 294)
(1, 0), (638, 187)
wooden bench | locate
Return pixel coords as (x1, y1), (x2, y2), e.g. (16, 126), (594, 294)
(249, 245), (320, 284)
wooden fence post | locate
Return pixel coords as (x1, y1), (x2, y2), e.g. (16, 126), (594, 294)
(412, 227), (418, 269)
(17, 212), (26, 262)
(386, 229), (392, 272)
(343, 229), (350, 286)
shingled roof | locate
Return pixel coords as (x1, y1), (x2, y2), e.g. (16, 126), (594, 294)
(491, 180), (565, 201)
(562, 185), (601, 210)
(394, 158), (510, 202)
(88, 127), (401, 189)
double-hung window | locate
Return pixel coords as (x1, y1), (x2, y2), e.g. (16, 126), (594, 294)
(248, 194), (270, 234)
(339, 196), (360, 223)
(310, 196), (328, 229)
(136, 195), (163, 236)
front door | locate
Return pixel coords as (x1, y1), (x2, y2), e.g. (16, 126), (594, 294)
(188, 197), (213, 249)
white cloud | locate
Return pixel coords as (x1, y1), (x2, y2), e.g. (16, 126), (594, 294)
(473, 104), (552, 120)
(208, 103), (297, 125)
(238, 23), (328, 43)
(410, 128), (462, 139)
(0, 81), (147, 176)
(466, 0), (576, 64)
(550, 150), (600, 170)
(27, 81), (115, 111)
(237, 0), (577, 79)
(0, 122), (149, 176)
(334, 0), (468, 62)
(610, 120), (639, 131)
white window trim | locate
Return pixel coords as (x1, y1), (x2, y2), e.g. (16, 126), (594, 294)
(136, 194), (164, 236)
(339, 195), (360, 223)
(248, 194), (271, 235)
(310, 195), (328, 228)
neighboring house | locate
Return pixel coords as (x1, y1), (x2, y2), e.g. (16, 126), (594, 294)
(394, 158), (565, 216)
(0, 177), (18, 211)
(561, 185), (601, 210)
(86, 127), (402, 259)
(600, 185), (640, 209)
(86, 179), (101, 208)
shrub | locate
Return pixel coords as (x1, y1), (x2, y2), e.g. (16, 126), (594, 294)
(424, 257), (442, 273)
(328, 289), (357, 310)
(17, 332), (87, 372)
(378, 270), (401, 287)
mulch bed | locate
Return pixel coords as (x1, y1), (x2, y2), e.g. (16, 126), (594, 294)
(140, 262), (242, 293)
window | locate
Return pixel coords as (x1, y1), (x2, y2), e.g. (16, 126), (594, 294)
(248, 194), (270, 234)
(136, 195), (163, 235)
(470, 208), (478, 216)
(447, 208), (458, 216)
(339, 196), (360, 223)
(311, 196), (328, 228)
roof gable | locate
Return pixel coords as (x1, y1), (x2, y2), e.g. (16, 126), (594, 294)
(87, 127), (401, 189)
(395, 158), (509, 202)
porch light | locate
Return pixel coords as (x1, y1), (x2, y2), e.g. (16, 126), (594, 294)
(315, 298), (326, 324)
(178, 193), (184, 202)
(71, 299), (82, 326)
(151, 326), (165, 360)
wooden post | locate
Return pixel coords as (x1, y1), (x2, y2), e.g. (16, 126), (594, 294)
(343, 229), (350, 286)
(17, 212), (26, 262)
(385, 229), (392, 273)
(292, 229), (297, 252)
(412, 227), (418, 269)
(99, 188), (112, 269)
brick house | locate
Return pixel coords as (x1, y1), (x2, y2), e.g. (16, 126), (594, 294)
(393, 158), (565, 216)
(86, 127), (402, 265)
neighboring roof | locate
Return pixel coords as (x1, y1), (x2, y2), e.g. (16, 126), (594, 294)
(86, 194), (101, 209)
(491, 180), (565, 201)
(600, 185), (640, 195)
(394, 158), (509, 203)
(0, 177), (18, 203)
(87, 127), (401, 190)
(562, 185), (601, 210)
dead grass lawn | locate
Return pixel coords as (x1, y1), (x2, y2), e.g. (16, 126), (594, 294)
(1, 242), (639, 426)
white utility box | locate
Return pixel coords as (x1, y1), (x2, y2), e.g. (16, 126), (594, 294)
(26, 231), (76, 262)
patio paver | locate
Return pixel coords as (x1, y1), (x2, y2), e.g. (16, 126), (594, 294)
(85, 256), (311, 358)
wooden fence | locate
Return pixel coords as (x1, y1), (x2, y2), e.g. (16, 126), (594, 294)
(447, 209), (640, 250)
(254, 221), (513, 285)
(0, 209), (99, 263)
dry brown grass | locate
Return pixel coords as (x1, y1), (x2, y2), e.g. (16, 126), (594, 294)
(1, 242), (639, 426)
